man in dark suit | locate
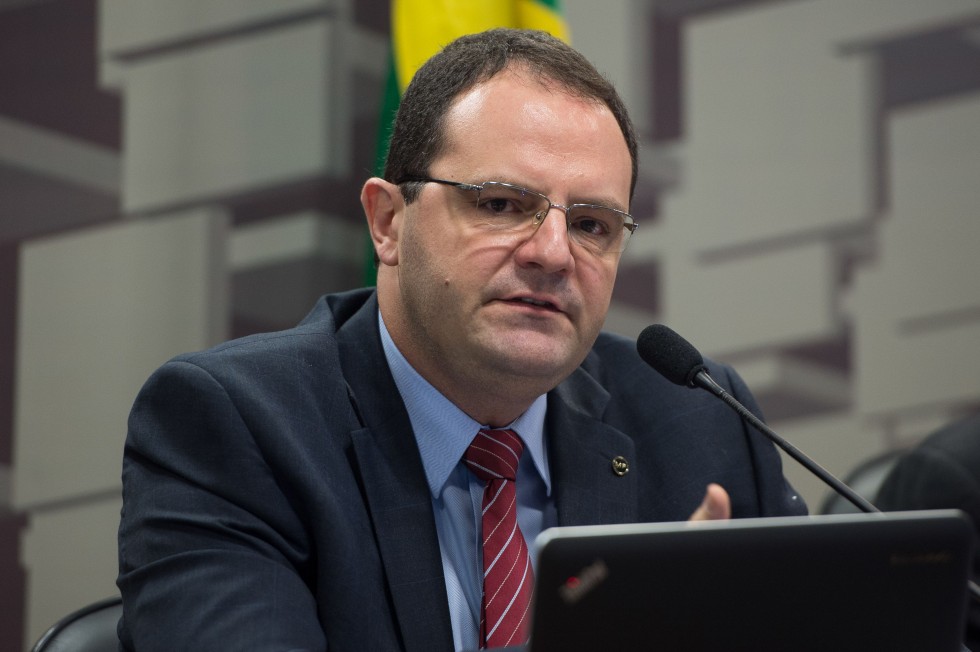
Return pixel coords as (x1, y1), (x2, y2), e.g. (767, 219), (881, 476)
(117, 28), (806, 651)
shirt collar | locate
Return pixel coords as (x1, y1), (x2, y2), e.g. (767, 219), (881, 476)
(378, 311), (551, 498)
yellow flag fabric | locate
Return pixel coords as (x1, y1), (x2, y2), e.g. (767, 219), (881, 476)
(392, 0), (570, 92)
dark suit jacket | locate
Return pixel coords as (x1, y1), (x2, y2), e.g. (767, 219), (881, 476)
(117, 288), (806, 651)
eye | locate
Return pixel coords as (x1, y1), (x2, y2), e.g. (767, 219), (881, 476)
(570, 212), (613, 238)
(479, 196), (524, 215)
(476, 183), (538, 217)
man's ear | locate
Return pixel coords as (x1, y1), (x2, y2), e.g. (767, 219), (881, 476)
(360, 177), (403, 266)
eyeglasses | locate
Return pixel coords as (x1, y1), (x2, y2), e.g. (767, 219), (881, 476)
(398, 177), (637, 255)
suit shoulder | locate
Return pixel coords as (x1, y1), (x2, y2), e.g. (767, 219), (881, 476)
(149, 291), (374, 396)
(170, 289), (374, 369)
(586, 331), (655, 377)
(172, 319), (332, 372)
(587, 331), (739, 391)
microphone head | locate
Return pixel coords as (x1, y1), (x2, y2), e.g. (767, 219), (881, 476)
(636, 324), (706, 387)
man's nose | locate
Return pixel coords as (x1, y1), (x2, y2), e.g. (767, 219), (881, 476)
(514, 206), (574, 273)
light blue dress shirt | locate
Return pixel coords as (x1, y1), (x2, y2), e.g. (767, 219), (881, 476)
(379, 312), (557, 651)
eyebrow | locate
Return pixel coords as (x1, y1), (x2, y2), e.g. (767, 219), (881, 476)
(576, 195), (630, 213)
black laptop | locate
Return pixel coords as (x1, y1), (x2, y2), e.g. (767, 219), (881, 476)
(530, 510), (974, 651)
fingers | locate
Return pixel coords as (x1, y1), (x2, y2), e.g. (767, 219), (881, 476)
(688, 483), (732, 522)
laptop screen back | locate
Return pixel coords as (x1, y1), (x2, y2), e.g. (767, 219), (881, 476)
(531, 510), (973, 652)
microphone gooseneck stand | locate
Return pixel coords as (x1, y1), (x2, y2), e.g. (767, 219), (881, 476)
(636, 323), (980, 605)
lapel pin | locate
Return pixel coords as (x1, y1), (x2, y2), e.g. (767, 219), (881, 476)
(611, 455), (629, 477)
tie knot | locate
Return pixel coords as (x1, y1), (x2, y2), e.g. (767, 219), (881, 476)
(463, 429), (524, 483)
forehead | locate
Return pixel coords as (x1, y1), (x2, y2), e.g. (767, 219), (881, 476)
(437, 69), (632, 204)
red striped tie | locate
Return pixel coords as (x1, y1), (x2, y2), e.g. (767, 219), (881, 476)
(463, 429), (534, 649)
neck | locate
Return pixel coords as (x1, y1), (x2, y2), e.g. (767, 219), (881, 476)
(376, 273), (565, 425)
(443, 385), (540, 429)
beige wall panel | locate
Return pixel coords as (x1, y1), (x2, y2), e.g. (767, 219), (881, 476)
(823, 0), (980, 44)
(0, 117), (120, 194)
(678, 1), (876, 250)
(603, 300), (658, 341)
(13, 210), (227, 509)
(100, 0), (339, 56)
(663, 242), (838, 357)
(872, 93), (980, 321)
(671, 0), (978, 253)
(735, 353), (850, 410)
(854, 313), (980, 417)
(20, 496), (122, 649)
(120, 18), (348, 213)
(852, 93), (980, 417)
(229, 210), (366, 271)
(563, 0), (652, 135)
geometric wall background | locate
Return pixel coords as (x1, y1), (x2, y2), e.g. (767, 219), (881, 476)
(2, 0), (978, 647)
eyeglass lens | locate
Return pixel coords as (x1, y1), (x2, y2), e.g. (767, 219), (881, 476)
(474, 182), (631, 253)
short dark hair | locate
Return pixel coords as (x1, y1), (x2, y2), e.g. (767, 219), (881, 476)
(382, 28), (638, 204)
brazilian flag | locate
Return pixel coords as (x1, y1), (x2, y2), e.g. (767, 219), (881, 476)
(364, 0), (570, 285)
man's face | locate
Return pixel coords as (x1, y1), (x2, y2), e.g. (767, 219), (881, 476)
(378, 68), (633, 418)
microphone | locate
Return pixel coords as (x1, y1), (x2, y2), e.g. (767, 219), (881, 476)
(637, 323), (980, 605)
(636, 324), (877, 513)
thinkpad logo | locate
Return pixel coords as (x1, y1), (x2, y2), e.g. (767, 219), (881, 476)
(558, 559), (609, 604)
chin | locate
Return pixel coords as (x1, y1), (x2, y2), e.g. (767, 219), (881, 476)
(486, 343), (582, 381)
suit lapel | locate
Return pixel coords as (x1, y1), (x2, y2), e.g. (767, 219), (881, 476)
(548, 366), (639, 527)
(332, 293), (639, 647)
(337, 296), (454, 652)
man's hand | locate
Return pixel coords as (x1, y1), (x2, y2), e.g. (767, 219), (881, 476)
(688, 483), (731, 521)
